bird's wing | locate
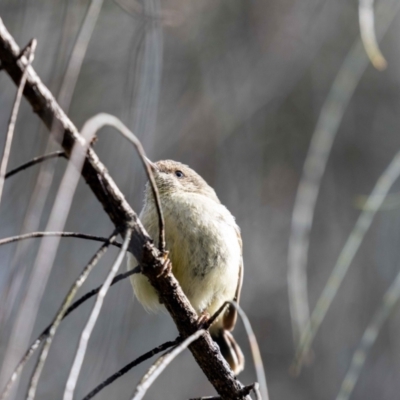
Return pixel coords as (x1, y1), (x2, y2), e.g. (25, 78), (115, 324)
(222, 225), (243, 331)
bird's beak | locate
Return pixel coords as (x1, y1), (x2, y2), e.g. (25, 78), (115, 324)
(145, 157), (158, 173)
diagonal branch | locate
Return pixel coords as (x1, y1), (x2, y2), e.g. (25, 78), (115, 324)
(0, 38), (36, 204)
(62, 229), (132, 400)
(5, 151), (66, 179)
(82, 338), (180, 400)
(0, 18), (249, 400)
(0, 265), (141, 400)
(0, 231), (119, 400)
(131, 330), (206, 400)
(0, 231), (122, 248)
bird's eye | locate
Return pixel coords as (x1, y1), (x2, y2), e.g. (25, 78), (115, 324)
(175, 170), (184, 178)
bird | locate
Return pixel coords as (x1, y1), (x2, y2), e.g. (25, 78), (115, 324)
(127, 159), (244, 374)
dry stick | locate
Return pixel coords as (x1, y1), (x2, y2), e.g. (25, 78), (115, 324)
(0, 20), (249, 399)
(335, 268), (400, 400)
(5, 151), (66, 179)
(287, 0), (400, 350)
(62, 228), (132, 400)
(0, 2), (104, 390)
(80, 113), (165, 253)
(0, 265), (140, 400)
(26, 230), (119, 400)
(0, 231), (122, 248)
(64, 266), (140, 319)
(359, 0), (387, 70)
(0, 231), (118, 400)
(354, 191), (400, 211)
(229, 302), (268, 400)
(131, 330), (206, 400)
(291, 149), (400, 375)
(134, 350), (173, 397)
(21, 101), (111, 400)
(0, 39), (36, 204)
(203, 301), (267, 400)
(0, 0), (103, 338)
(82, 337), (180, 400)
(252, 383), (261, 400)
(4, 108), (101, 400)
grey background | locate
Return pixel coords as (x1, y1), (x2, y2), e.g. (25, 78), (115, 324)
(1, 0), (400, 399)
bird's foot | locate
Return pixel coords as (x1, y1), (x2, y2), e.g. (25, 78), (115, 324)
(197, 311), (211, 329)
(156, 253), (172, 278)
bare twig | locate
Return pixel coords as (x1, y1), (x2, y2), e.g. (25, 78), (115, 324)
(335, 267), (400, 400)
(229, 302), (269, 400)
(359, 0), (387, 70)
(80, 113), (165, 252)
(82, 338), (180, 400)
(0, 231), (122, 248)
(203, 301), (267, 399)
(64, 266), (140, 318)
(251, 383), (261, 400)
(5, 151), (66, 179)
(26, 230), (119, 400)
(4, 88), (103, 399)
(1, 231), (118, 400)
(203, 303), (229, 330)
(287, 0), (400, 349)
(0, 2), (104, 387)
(62, 229), (131, 400)
(0, 264), (140, 400)
(131, 330), (206, 400)
(0, 38), (36, 204)
(291, 149), (400, 374)
(354, 192), (400, 210)
(57, 0), (104, 109)
(0, 20), (250, 399)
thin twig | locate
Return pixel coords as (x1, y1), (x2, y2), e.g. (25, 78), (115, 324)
(3, 89), (101, 398)
(0, 231), (122, 248)
(57, 0), (104, 108)
(131, 330), (206, 400)
(291, 149), (400, 374)
(80, 113), (165, 252)
(5, 151), (66, 179)
(63, 228), (132, 400)
(0, 38), (36, 204)
(287, 0), (400, 349)
(26, 231), (118, 399)
(229, 302), (269, 400)
(0, 2), (104, 387)
(0, 265), (140, 400)
(359, 0), (387, 70)
(335, 267), (400, 400)
(82, 338), (180, 400)
(252, 383), (261, 400)
(203, 302), (229, 330)
(63, 266), (140, 319)
(3, 231), (118, 400)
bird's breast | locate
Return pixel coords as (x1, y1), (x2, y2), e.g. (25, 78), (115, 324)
(141, 193), (241, 312)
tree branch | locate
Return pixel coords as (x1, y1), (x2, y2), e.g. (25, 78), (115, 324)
(82, 338), (180, 400)
(5, 151), (66, 179)
(0, 18), (249, 399)
(0, 231), (122, 248)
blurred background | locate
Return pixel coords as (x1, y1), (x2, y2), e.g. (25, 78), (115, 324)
(1, 0), (400, 399)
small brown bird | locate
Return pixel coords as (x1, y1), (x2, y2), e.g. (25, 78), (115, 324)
(127, 160), (244, 374)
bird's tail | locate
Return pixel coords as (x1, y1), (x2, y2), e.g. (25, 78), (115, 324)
(212, 329), (244, 375)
